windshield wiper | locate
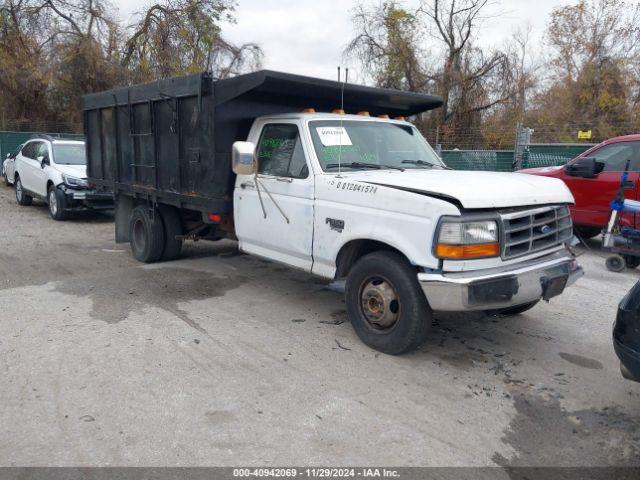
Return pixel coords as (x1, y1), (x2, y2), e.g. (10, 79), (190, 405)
(326, 162), (404, 171)
(401, 160), (452, 170)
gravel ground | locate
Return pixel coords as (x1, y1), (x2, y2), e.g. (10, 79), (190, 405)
(0, 181), (638, 467)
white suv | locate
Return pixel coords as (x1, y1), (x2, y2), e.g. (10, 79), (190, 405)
(13, 135), (113, 220)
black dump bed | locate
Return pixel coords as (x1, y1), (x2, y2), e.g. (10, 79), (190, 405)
(83, 70), (442, 213)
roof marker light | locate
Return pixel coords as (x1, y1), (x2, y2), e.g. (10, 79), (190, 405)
(332, 109), (345, 114)
(395, 116), (406, 121)
(357, 111), (370, 116)
(377, 114), (390, 119)
(303, 108), (316, 113)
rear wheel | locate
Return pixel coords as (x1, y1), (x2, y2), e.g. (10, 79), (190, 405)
(47, 186), (68, 221)
(624, 255), (640, 269)
(129, 205), (165, 263)
(158, 204), (183, 261)
(606, 254), (626, 272)
(345, 251), (431, 355)
(15, 176), (32, 206)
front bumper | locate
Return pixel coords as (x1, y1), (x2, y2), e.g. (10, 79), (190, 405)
(417, 250), (583, 311)
(62, 188), (114, 211)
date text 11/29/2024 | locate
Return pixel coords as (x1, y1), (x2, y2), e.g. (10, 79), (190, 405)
(232, 468), (400, 478)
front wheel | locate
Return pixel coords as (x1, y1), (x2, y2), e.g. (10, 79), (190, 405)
(47, 186), (68, 220)
(15, 176), (32, 206)
(345, 251), (431, 355)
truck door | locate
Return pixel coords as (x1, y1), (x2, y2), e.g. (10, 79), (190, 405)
(561, 140), (640, 228)
(234, 122), (315, 272)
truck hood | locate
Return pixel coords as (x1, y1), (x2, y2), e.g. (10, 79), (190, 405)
(340, 169), (574, 209)
(54, 164), (87, 178)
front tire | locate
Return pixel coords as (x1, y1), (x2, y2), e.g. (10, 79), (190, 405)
(129, 205), (165, 263)
(47, 186), (68, 221)
(345, 251), (431, 355)
(15, 176), (32, 206)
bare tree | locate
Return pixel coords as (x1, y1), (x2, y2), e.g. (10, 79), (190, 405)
(417, 0), (509, 123)
(346, 2), (430, 91)
(122, 0), (262, 81)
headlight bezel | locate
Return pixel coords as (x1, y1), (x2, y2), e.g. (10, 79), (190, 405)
(62, 174), (89, 189)
(434, 215), (501, 260)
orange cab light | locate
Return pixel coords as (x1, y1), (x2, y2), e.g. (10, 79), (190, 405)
(357, 111), (370, 116)
(208, 213), (222, 223)
(395, 116), (406, 121)
(332, 108), (345, 114)
(303, 108), (316, 113)
(377, 114), (390, 119)
(435, 242), (500, 259)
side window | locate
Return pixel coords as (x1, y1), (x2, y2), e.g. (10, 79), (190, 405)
(256, 124), (309, 179)
(21, 142), (35, 159)
(592, 142), (640, 172)
(36, 143), (49, 160)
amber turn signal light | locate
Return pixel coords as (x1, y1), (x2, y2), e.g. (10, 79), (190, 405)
(435, 242), (500, 259)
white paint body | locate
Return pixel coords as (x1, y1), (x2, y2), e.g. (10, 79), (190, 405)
(233, 113), (575, 283)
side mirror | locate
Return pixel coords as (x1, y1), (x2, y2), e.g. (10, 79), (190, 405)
(37, 155), (49, 168)
(565, 157), (603, 178)
(5, 153), (10, 159)
(232, 141), (256, 175)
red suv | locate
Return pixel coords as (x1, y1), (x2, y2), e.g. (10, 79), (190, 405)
(521, 134), (640, 238)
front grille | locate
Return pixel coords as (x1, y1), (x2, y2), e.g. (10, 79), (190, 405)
(501, 206), (573, 259)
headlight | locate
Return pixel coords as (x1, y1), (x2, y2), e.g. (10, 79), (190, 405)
(435, 219), (500, 259)
(62, 174), (88, 188)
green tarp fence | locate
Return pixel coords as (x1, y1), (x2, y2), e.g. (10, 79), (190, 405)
(0, 131), (84, 160)
(441, 144), (596, 171)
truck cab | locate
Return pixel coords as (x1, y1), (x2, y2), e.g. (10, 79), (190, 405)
(84, 70), (583, 355)
(232, 111), (583, 353)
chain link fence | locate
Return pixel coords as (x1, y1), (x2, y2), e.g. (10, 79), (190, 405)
(0, 131), (84, 159)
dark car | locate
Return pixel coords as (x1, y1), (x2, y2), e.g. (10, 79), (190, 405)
(614, 281), (640, 382)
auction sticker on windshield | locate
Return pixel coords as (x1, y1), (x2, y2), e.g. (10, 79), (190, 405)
(316, 126), (353, 146)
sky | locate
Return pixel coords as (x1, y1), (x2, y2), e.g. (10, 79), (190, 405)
(114, 0), (574, 82)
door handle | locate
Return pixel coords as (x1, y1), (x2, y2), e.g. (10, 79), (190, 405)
(276, 177), (293, 183)
(240, 181), (255, 189)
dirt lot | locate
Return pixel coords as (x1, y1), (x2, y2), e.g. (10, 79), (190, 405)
(0, 181), (639, 467)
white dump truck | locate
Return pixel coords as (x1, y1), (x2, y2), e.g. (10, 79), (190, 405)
(84, 70), (583, 354)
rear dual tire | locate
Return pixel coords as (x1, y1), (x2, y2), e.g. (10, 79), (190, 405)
(129, 205), (183, 263)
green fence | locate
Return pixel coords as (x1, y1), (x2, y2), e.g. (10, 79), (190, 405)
(0, 131), (84, 159)
(441, 143), (595, 171)
(441, 150), (515, 171)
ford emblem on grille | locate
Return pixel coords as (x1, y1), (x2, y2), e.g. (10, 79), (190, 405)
(540, 224), (552, 234)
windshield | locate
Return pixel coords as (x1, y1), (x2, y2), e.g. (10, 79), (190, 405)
(52, 143), (86, 165)
(309, 120), (444, 171)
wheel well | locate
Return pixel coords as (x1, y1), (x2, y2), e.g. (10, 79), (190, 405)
(335, 239), (409, 279)
(46, 180), (54, 191)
